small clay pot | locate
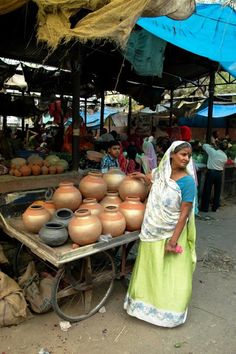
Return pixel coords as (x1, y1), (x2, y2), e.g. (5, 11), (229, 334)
(78, 198), (103, 216)
(100, 191), (122, 208)
(39, 222), (68, 247)
(52, 208), (74, 227)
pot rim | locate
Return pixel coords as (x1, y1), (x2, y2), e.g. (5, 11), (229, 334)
(104, 206), (119, 212)
(74, 208), (91, 217)
(44, 222), (65, 229)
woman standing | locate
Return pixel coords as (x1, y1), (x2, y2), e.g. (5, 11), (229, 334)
(124, 141), (196, 327)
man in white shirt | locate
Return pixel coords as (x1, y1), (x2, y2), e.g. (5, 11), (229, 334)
(200, 140), (228, 212)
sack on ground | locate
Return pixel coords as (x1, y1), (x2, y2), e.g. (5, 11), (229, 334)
(18, 261), (54, 313)
(0, 271), (29, 327)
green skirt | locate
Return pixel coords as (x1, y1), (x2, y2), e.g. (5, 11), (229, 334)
(124, 217), (196, 327)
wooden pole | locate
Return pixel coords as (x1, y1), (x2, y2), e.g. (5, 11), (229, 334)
(169, 89), (174, 127)
(206, 69), (215, 143)
(100, 91), (105, 134)
(71, 45), (82, 170)
(127, 96), (132, 136)
(84, 97), (87, 127)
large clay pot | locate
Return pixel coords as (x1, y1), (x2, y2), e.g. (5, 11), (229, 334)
(118, 175), (148, 202)
(78, 198), (103, 216)
(99, 206), (126, 237)
(22, 205), (51, 233)
(39, 222), (68, 246)
(68, 209), (102, 246)
(52, 182), (82, 211)
(119, 197), (145, 231)
(102, 167), (125, 192)
(79, 171), (107, 201)
(52, 208), (74, 227)
(100, 192), (122, 208)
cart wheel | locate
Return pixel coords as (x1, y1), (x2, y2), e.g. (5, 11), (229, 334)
(51, 251), (115, 322)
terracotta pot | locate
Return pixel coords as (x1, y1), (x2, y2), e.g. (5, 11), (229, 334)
(119, 197), (145, 231)
(52, 182), (82, 211)
(39, 222), (68, 246)
(20, 164), (31, 176)
(31, 164), (41, 176)
(52, 208), (74, 227)
(22, 205), (51, 233)
(100, 192), (122, 208)
(41, 165), (49, 175)
(78, 198), (103, 216)
(102, 167), (125, 192)
(118, 175), (148, 201)
(79, 171), (107, 201)
(43, 200), (56, 216)
(68, 209), (102, 246)
(99, 206), (126, 237)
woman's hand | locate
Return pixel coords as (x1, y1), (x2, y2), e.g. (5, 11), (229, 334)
(129, 172), (151, 186)
(129, 172), (145, 179)
(165, 240), (177, 253)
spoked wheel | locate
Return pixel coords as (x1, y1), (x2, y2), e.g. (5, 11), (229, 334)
(51, 251), (115, 322)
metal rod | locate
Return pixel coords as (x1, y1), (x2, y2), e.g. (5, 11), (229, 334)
(206, 69), (215, 143)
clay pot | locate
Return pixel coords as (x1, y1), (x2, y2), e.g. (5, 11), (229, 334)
(68, 209), (102, 246)
(99, 206), (126, 237)
(119, 197), (145, 231)
(118, 175), (148, 201)
(43, 200), (56, 216)
(79, 171), (107, 201)
(52, 182), (82, 211)
(78, 198), (103, 216)
(41, 165), (49, 175)
(52, 208), (74, 227)
(22, 205), (51, 233)
(31, 164), (41, 176)
(102, 167), (125, 192)
(100, 192), (122, 208)
(39, 222), (68, 247)
(20, 164), (31, 176)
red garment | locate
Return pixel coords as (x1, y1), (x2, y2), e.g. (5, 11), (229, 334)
(167, 126), (182, 141)
(180, 125), (192, 142)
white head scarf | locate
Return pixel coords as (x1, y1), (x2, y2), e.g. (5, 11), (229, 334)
(140, 141), (195, 242)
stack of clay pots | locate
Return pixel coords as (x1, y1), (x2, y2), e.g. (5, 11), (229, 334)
(21, 168), (149, 248)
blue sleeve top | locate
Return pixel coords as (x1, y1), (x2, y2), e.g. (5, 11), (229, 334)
(176, 175), (195, 202)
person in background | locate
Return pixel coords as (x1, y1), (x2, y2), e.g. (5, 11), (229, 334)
(200, 140), (228, 212)
(124, 141), (196, 327)
(100, 140), (120, 173)
(142, 137), (157, 172)
(180, 125), (192, 142)
(98, 128), (114, 143)
(211, 130), (219, 146)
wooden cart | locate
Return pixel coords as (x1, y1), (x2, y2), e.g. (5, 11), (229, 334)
(0, 178), (139, 322)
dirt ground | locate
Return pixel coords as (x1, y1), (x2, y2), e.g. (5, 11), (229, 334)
(1, 199), (236, 354)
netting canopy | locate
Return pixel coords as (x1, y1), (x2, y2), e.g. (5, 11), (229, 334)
(0, 0), (195, 48)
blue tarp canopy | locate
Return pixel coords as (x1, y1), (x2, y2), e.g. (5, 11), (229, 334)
(179, 103), (236, 128)
(137, 4), (236, 77)
(64, 107), (118, 129)
(197, 103), (236, 117)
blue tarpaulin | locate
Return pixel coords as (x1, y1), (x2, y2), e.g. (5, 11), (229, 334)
(64, 107), (118, 129)
(197, 103), (236, 117)
(137, 4), (236, 77)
